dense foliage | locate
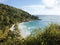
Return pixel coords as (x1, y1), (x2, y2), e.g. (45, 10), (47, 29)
(0, 4), (60, 45)
(24, 24), (60, 45)
(0, 23), (60, 45)
(0, 4), (38, 30)
(0, 4), (38, 45)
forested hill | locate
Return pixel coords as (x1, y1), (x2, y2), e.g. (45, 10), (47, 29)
(0, 4), (38, 30)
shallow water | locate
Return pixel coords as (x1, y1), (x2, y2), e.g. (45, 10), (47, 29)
(18, 15), (60, 37)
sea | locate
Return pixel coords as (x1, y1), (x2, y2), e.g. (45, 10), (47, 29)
(18, 15), (60, 38)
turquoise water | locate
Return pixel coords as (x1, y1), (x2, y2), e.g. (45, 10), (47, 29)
(19, 15), (60, 37)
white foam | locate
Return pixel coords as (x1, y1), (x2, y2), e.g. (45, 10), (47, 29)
(18, 23), (31, 38)
(10, 22), (32, 38)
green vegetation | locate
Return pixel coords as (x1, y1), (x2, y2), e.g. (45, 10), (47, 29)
(0, 4), (38, 45)
(0, 23), (60, 45)
(0, 4), (38, 30)
(24, 24), (60, 45)
(0, 4), (60, 45)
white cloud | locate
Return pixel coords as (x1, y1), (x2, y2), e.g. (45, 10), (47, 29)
(21, 0), (60, 15)
(42, 0), (56, 7)
(0, 0), (8, 3)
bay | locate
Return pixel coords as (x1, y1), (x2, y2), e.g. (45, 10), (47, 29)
(18, 15), (60, 38)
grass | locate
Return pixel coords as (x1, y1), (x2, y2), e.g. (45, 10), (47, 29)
(0, 23), (60, 45)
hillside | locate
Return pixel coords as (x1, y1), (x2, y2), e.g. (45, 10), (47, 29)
(0, 4), (38, 30)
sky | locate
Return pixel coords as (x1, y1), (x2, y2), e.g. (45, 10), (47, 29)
(0, 0), (60, 15)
